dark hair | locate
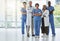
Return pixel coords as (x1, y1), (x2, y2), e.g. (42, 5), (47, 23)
(35, 3), (39, 7)
(23, 2), (27, 4)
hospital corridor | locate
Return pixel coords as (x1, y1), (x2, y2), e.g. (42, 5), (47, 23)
(0, 0), (60, 41)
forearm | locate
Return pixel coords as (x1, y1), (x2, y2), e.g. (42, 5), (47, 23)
(50, 10), (54, 14)
(22, 12), (27, 14)
(33, 13), (42, 16)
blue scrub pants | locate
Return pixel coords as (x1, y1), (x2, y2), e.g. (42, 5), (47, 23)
(22, 15), (26, 34)
(49, 14), (55, 35)
(34, 18), (41, 36)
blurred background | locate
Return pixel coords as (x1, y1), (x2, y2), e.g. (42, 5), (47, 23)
(0, 0), (60, 28)
(0, 0), (60, 41)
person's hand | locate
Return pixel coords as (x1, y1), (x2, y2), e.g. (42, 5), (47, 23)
(33, 14), (42, 16)
(33, 14), (37, 16)
(50, 10), (54, 14)
(22, 12), (27, 14)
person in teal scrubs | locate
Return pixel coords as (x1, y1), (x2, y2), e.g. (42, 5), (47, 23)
(21, 2), (27, 35)
(47, 1), (56, 37)
(32, 3), (42, 37)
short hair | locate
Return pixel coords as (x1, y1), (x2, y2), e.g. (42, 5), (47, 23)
(35, 3), (39, 7)
(23, 2), (27, 4)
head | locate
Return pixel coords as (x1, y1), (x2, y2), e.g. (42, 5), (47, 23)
(42, 5), (47, 10)
(35, 3), (39, 9)
(48, 1), (51, 6)
(29, 1), (32, 6)
(23, 2), (27, 7)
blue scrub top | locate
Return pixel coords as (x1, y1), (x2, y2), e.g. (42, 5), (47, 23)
(47, 6), (54, 14)
(32, 9), (42, 20)
(21, 8), (27, 19)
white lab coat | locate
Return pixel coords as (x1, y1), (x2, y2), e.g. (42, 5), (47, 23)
(42, 10), (49, 26)
(26, 6), (34, 26)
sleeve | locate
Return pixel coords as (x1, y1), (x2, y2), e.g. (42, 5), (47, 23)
(44, 10), (49, 17)
(53, 7), (54, 11)
(32, 9), (35, 14)
(51, 6), (54, 11)
(40, 10), (42, 14)
(39, 9), (42, 14)
(31, 7), (35, 14)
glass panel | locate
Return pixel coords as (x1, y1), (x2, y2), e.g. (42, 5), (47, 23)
(6, 0), (16, 28)
(54, 4), (60, 27)
(6, 0), (22, 28)
(16, 0), (22, 28)
(0, 0), (60, 28)
(0, 0), (5, 27)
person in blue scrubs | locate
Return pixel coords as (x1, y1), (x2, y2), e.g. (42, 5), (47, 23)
(21, 2), (27, 35)
(47, 1), (56, 36)
(32, 3), (42, 37)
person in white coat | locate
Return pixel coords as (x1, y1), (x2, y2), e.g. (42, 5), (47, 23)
(41, 5), (49, 37)
(26, 1), (35, 37)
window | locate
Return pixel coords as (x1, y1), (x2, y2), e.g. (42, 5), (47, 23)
(0, 0), (22, 28)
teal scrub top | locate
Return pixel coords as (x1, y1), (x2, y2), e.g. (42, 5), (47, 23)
(32, 9), (42, 20)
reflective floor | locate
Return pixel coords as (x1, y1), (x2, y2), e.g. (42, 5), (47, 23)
(0, 28), (60, 41)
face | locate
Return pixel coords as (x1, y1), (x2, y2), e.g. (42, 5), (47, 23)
(48, 1), (51, 6)
(43, 5), (46, 10)
(23, 3), (26, 7)
(29, 1), (32, 6)
(36, 5), (39, 9)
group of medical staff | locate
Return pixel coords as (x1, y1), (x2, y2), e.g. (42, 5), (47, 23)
(21, 1), (56, 38)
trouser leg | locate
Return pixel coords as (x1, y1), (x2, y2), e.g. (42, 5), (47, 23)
(41, 18), (45, 34)
(31, 17), (34, 35)
(22, 19), (25, 34)
(26, 25), (30, 36)
(49, 15), (55, 35)
(45, 26), (49, 35)
(34, 20), (41, 36)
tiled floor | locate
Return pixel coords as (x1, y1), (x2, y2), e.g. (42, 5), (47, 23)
(0, 28), (60, 41)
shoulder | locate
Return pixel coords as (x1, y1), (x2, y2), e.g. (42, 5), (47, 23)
(50, 6), (54, 9)
(38, 9), (41, 11)
(32, 9), (35, 12)
(33, 9), (36, 10)
(51, 6), (54, 8)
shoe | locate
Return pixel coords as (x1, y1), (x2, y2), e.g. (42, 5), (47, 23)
(35, 36), (40, 38)
(27, 33), (30, 37)
(32, 34), (35, 37)
(42, 34), (46, 37)
(45, 35), (49, 38)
